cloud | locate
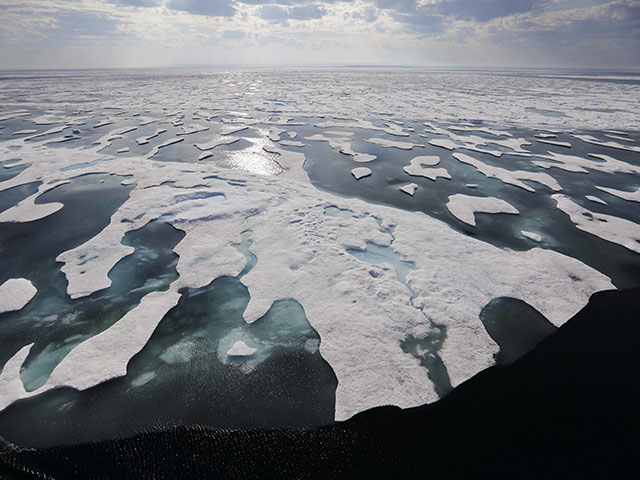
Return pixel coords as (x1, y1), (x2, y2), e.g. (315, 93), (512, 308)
(259, 4), (327, 22)
(112, 0), (162, 6)
(432, 0), (549, 22)
(166, 0), (236, 17)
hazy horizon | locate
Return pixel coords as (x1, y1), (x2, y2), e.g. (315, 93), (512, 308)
(1, 1), (639, 70)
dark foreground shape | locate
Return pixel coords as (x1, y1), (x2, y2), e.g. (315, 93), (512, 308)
(2, 288), (639, 479)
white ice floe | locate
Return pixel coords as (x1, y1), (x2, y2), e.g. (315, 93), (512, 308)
(447, 125), (512, 137)
(403, 155), (451, 181)
(573, 134), (640, 153)
(553, 194), (640, 254)
(536, 139), (572, 148)
(521, 230), (542, 242)
(316, 119), (409, 137)
(446, 193), (519, 227)
(0, 181), (68, 223)
(279, 140), (305, 147)
(11, 129), (38, 136)
(596, 186), (640, 203)
(195, 135), (238, 151)
(267, 127), (286, 142)
(221, 125), (248, 136)
(305, 132), (376, 163)
(136, 128), (167, 145)
(227, 341), (257, 357)
(351, 167), (372, 180)
(176, 123), (209, 136)
(532, 152), (640, 175)
(365, 138), (424, 150)
(452, 152), (561, 192)
(400, 183), (418, 196)
(145, 137), (184, 159)
(0, 279), (37, 314)
(604, 134), (634, 143)
(23, 125), (68, 142)
(586, 195), (607, 205)
(428, 138), (459, 151)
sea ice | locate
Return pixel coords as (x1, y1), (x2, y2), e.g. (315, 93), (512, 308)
(536, 139), (572, 148)
(595, 186), (640, 203)
(400, 183), (418, 196)
(446, 194), (519, 227)
(521, 231), (542, 242)
(365, 138), (424, 150)
(553, 194), (640, 254)
(452, 152), (561, 192)
(573, 134), (640, 153)
(351, 167), (372, 180)
(195, 136), (239, 151)
(227, 341), (257, 357)
(0, 278), (37, 314)
(585, 195), (607, 205)
(403, 156), (451, 181)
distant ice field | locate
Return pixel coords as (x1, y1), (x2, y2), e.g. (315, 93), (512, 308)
(0, 69), (639, 447)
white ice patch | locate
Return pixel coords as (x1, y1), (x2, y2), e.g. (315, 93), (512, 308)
(136, 128), (167, 145)
(453, 152), (561, 192)
(536, 139), (572, 148)
(521, 230), (542, 242)
(532, 152), (640, 175)
(227, 341), (257, 357)
(400, 183), (418, 196)
(365, 138), (424, 150)
(553, 194), (640, 254)
(446, 193), (519, 227)
(0, 290), (182, 411)
(305, 132), (376, 163)
(0, 278), (37, 314)
(403, 155), (451, 181)
(573, 134), (640, 153)
(351, 167), (372, 180)
(195, 136), (241, 151)
(586, 195), (607, 205)
(596, 186), (640, 203)
(0, 181), (68, 223)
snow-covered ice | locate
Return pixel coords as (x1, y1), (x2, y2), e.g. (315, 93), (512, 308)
(351, 167), (372, 180)
(446, 194), (520, 227)
(0, 279), (37, 314)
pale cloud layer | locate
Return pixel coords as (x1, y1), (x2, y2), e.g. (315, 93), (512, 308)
(0, 0), (638, 68)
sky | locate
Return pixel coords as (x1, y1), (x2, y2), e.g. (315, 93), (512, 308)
(0, 0), (638, 69)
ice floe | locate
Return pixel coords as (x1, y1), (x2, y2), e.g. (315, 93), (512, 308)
(351, 167), (372, 180)
(403, 156), (451, 181)
(400, 183), (418, 196)
(536, 139), (572, 148)
(195, 136), (239, 151)
(573, 134), (640, 153)
(226, 341), (257, 357)
(595, 186), (640, 203)
(0, 181), (68, 223)
(0, 279), (37, 314)
(452, 152), (561, 192)
(136, 128), (167, 145)
(532, 152), (640, 175)
(365, 138), (424, 150)
(553, 194), (640, 254)
(585, 195), (607, 205)
(446, 194), (520, 227)
(521, 231), (542, 242)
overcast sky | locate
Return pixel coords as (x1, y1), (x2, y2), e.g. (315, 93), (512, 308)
(0, 0), (638, 69)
